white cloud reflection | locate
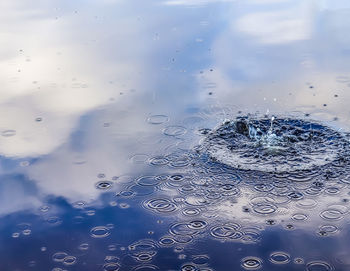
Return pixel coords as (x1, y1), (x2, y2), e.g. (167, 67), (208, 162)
(235, 4), (313, 44)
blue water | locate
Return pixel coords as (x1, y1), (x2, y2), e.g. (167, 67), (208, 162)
(1, 0), (350, 270)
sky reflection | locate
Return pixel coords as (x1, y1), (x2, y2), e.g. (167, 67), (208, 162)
(1, 0), (350, 270)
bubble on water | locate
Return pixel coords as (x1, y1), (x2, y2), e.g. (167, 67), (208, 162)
(96, 181), (113, 190)
(12, 232), (20, 238)
(90, 226), (110, 238)
(306, 261), (333, 271)
(163, 126), (187, 136)
(147, 115), (169, 125)
(269, 251), (290, 264)
(241, 257), (263, 270)
(1, 130), (16, 137)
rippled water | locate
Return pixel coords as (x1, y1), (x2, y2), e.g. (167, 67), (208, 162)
(2, 0), (350, 270)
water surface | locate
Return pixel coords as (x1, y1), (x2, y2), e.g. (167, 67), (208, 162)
(1, 0), (350, 270)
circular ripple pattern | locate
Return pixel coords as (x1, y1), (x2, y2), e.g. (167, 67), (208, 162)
(306, 261), (334, 271)
(241, 257), (263, 270)
(199, 117), (350, 173)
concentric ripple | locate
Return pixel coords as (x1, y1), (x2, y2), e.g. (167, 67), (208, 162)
(198, 117), (350, 173)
